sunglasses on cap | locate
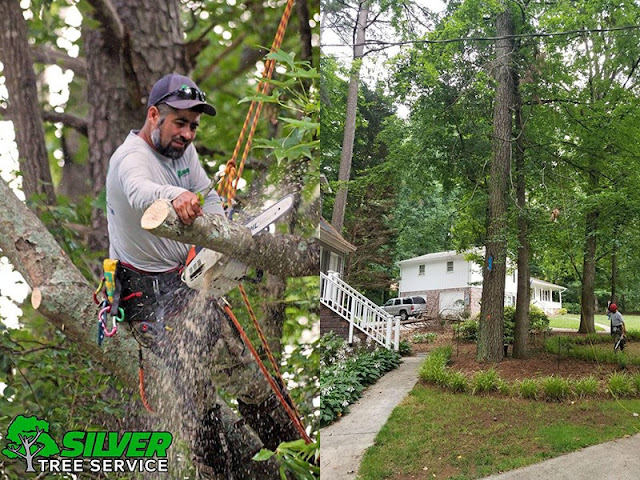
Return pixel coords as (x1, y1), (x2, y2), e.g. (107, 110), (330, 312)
(154, 84), (206, 105)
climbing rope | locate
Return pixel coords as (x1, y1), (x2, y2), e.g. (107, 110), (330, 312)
(212, 0), (312, 444)
(217, 0), (295, 206)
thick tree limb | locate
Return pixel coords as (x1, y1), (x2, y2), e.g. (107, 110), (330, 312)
(31, 45), (87, 75)
(141, 199), (319, 277)
(42, 111), (88, 136)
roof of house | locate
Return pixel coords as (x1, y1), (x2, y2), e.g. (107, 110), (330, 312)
(530, 277), (567, 291)
(317, 217), (356, 253)
(398, 250), (465, 265)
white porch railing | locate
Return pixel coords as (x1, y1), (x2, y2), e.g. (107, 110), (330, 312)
(320, 271), (400, 350)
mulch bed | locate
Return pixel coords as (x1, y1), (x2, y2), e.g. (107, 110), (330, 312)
(402, 323), (640, 382)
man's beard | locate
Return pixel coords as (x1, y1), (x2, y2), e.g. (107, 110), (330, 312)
(151, 127), (187, 160)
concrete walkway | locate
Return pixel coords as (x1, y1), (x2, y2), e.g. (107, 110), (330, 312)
(481, 434), (640, 480)
(320, 355), (424, 480)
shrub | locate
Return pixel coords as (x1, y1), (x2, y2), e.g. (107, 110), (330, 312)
(453, 317), (478, 342)
(574, 376), (599, 397)
(445, 371), (469, 393)
(541, 376), (571, 401)
(412, 332), (437, 344)
(418, 346), (451, 385)
(497, 378), (513, 396)
(608, 372), (635, 397)
(518, 379), (539, 400)
(564, 302), (580, 314)
(471, 368), (500, 395)
(529, 305), (550, 333)
(632, 373), (640, 394)
(557, 308), (568, 315)
(398, 339), (413, 357)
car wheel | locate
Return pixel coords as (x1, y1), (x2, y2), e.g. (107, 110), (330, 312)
(400, 310), (408, 321)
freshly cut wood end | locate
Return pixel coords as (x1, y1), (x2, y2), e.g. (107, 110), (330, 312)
(32, 288), (42, 309)
(141, 200), (172, 230)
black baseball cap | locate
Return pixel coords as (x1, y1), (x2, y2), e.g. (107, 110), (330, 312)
(147, 73), (216, 116)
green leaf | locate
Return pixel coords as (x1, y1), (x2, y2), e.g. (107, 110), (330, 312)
(252, 448), (276, 461)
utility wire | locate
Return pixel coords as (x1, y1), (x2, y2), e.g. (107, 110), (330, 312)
(321, 24), (640, 49)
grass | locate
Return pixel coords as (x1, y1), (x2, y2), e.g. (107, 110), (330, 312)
(358, 386), (640, 479)
(549, 313), (640, 332)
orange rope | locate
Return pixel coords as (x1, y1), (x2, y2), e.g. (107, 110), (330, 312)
(238, 284), (304, 421)
(217, 0), (295, 207)
(223, 303), (311, 444)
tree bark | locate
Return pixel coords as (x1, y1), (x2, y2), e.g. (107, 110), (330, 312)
(579, 174), (598, 334)
(611, 225), (618, 304)
(141, 199), (319, 277)
(477, 6), (514, 363)
(330, 0), (369, 233)
(513, 67), (530, 359)
(0, 0), (56, 206)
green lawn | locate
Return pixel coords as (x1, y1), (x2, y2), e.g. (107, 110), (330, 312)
(358, 386), (640, 479)
(549, 313), (640, 332)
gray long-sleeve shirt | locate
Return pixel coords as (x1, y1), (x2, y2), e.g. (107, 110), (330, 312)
(106, 131), (224, 272)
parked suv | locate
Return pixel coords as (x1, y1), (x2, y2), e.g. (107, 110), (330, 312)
(382, 296), (427, 321)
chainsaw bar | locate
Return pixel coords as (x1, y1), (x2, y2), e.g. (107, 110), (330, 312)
(182, 194), (294, 290)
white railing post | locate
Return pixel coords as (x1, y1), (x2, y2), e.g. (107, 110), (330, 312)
(386, 316), (392, 349)
(394, 317), (400, 351)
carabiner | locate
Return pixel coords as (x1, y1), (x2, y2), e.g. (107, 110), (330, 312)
(103, 316), (118, 337)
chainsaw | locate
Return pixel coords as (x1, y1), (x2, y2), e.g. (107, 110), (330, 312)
(181, 193), (294, 295)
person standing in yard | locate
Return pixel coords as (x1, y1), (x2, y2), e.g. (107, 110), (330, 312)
(608, 303), (626, 351)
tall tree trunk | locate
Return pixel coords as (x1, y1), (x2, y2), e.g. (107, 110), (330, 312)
(611, 225), (618, 304)
(0, 0), (56, 207)
(579, 178), (598, 334)
(83, 0), (191, 251)
(477, 6), (514, 363)
(512, 68), (530, 359)
(330, 0), (369, 233)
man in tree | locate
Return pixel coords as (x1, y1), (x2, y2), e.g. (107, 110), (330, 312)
(105, 73), (299, 473)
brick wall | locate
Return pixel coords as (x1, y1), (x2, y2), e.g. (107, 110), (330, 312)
(320, 305), (369, 344)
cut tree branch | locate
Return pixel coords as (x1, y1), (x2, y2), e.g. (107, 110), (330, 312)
(141, 199), (319, 277)
(31, 45), (87, 76)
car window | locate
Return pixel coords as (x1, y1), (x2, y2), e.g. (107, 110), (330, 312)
(394, 299), (401, 306)
(411, 296), (426, 304)
(384, 300), (393, 307)
(402, 298), (412, 305)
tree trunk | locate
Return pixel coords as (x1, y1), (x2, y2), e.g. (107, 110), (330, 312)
(611, 225), (618, 304)
(477, 6), (514, 363)
(83, 0), (191, 251)
(0, 0), (56, 207)
(579, 186), (598, 334)
(512, 68), (530, 359)
(330, 0), (369, 233)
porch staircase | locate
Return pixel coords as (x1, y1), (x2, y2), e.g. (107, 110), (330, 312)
(320, 271), (400, 350)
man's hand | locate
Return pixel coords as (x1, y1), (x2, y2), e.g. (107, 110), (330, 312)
(172, 191), (203, 225)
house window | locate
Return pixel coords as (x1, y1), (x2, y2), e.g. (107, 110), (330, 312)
(419, 264), (425, 276)
(447, 261), (454, 272)
(542, 290), (550, 302)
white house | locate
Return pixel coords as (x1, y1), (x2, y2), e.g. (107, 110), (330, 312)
(398, 250), (566, 317)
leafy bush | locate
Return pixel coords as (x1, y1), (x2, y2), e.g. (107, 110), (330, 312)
(412, 332), (437, 344)
(541, 376), (571, 401)
(518, 379), (539, 400)
(564, 302), (580, 314)
(398, 339), (413, 357)
(320, 334), (401, 426)
(632, 373), (640, 394)
(497, 378), (513, 396)
(418, 346), (451, 385)
(444, 371), (469, 393)
(529, 305), (550, 333)
(471, 368), (500, 395)
(453, 318), (478, 342)
(574, 376), (599, 397)
(557, 308), (568, 315)
(607, 372), (635, 397)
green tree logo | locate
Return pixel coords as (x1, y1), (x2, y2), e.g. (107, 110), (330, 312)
(1, 415), (60, 473)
